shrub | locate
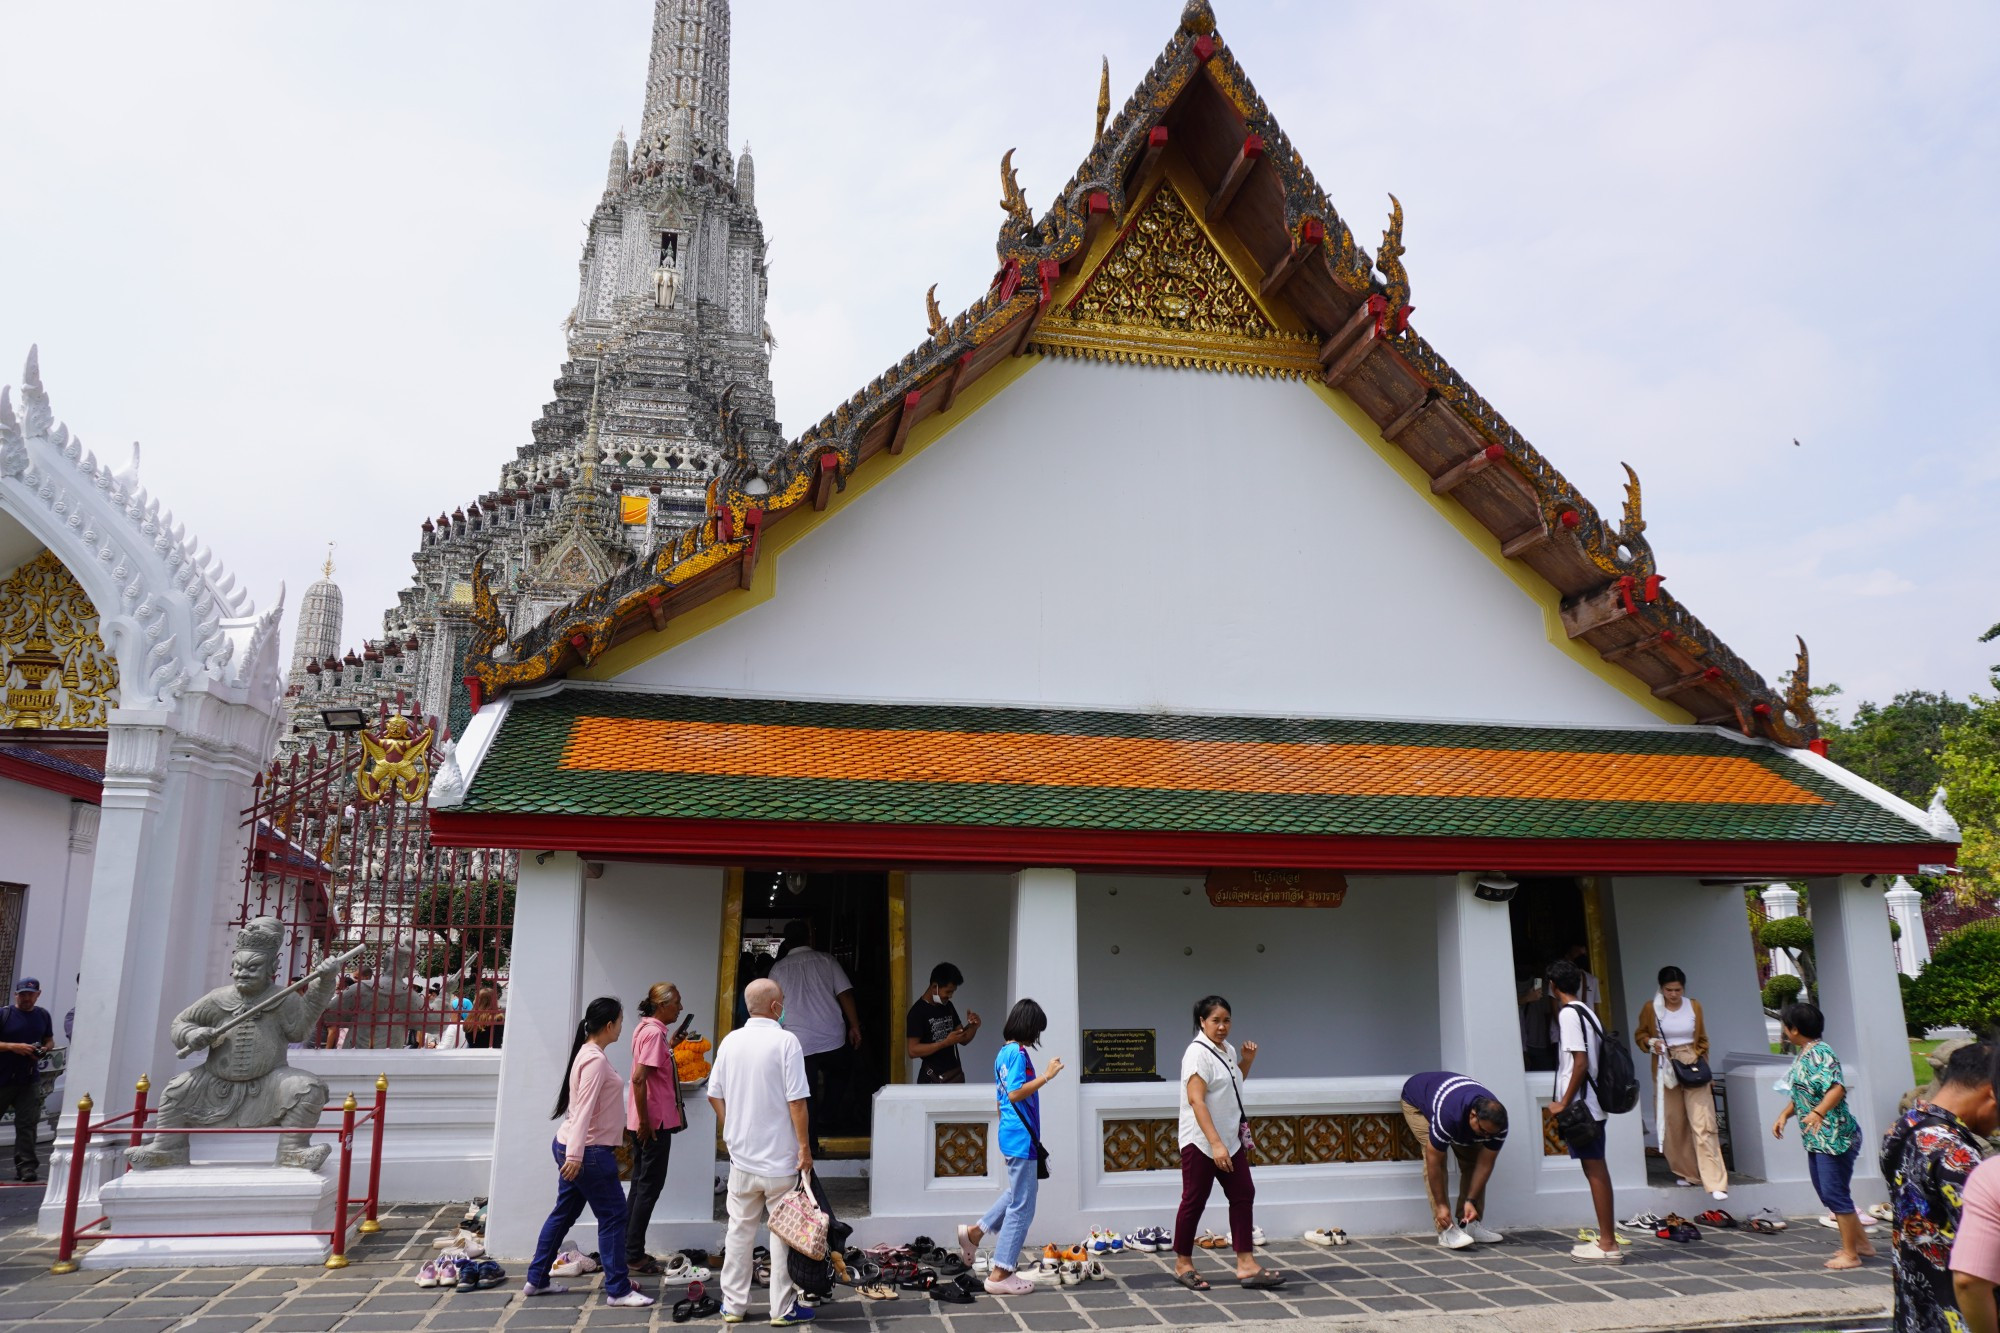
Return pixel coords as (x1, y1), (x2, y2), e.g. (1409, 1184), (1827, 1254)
(1758, 916), (1818, 997)
(1903, 919), (2000, 1035)
(1762, 974), (1804, 1012)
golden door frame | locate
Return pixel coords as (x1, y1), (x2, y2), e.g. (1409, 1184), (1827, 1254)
(712, 869), (910, 1156)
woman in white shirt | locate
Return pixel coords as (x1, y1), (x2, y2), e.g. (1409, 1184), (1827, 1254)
(1170, 996), (1283, 1291)
(1632, 965), (1727, 1200)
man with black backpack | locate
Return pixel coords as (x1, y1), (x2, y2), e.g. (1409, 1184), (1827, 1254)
(1549, 960), (1637, 1264)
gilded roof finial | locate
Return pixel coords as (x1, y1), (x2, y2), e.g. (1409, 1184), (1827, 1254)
(999, 148), (1033, 227)
(1095, 57), (1111, 141)
(1377, 193), (1410, 321)
(1180, 0), (1217, 37)
(1619, 462), (1645, 540)
(925, 284), (946, 338)
(321, 542), (336, 580)
(1785, 636), (1815, 721)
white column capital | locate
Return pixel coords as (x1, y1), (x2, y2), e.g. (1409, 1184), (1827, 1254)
(1760, 884), (1801, 916)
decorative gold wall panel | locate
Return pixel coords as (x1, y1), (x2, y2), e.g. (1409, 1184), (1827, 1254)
(1030, 185), (1322, 379)
(1103, 1112), (1421, 1173)
(0, 550), (117, 729)
(934, 1123), (989, 1178)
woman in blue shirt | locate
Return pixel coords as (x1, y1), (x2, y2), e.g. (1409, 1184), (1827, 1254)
(953, 999), (1064, 1295)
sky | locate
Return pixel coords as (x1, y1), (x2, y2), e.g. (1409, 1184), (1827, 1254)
(2, 1), (1996, 717)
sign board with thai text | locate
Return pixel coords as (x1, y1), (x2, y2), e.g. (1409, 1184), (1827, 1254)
(1203, 869), (1348, 908)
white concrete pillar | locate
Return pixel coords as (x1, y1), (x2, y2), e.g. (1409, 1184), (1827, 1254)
(1883, 877), (1930, 977)
(1006, 868), (1081, 1225)
(485, 852), (587, 1262)
(1435, 875), (1542, 1210)
(1805, 875), (1908, 1191)
(1760, 884), (1801, 980)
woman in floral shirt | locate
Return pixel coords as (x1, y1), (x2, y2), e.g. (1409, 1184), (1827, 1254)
(1774, 1001), (1874, 1270)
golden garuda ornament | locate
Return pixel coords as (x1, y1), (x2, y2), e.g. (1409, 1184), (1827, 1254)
(357, 714), (433, 803)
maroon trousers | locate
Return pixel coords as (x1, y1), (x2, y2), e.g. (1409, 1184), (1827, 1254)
(1173, 1143), (1256, 1255)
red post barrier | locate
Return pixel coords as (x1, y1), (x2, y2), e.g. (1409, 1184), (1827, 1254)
(50, 1093), (93, 1274)
(359, 1074), (387, 1233)
(326, 1093), (357, 1268)
(129, 1075), (151, 1149)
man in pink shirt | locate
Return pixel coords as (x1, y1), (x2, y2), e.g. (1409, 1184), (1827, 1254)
(626, 983), (688, 1276)
(1952, 1053), (2000, 1333)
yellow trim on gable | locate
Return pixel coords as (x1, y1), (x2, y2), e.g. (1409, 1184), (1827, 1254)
(579, 352), (1046, 682)
(1303, 378), (1696, 725)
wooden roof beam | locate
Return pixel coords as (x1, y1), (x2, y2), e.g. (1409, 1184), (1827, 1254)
(1134, 126), (1170, 190)
(1499, 523), (1551, 558)
(1204, 134), (1263, 224)
(940, 350), (974, 413)
(1013, 259), (1061, 356)
(1654, 667), (1726, 701)
(1259, 218), (1325, 299)
(1560, 585), (1632, 640)
(810, 450), (840, 509)
(1380, 392), (1436, 443)
(887, 391), (924, 458)
(1430, 444), (1505, 496)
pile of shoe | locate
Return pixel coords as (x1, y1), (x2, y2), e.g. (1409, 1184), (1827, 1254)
(1122, 1227), (1170, 1251)
(418, 1254), (507, 1290)
(1654, 1213), (1701, 1242)
(1303, 1227), (1349, 1246)
(1435, 1219), (1503, 1249)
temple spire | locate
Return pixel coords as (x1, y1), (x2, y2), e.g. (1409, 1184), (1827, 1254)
(639, 0), (731, 170)
(606, 130), (628, 192)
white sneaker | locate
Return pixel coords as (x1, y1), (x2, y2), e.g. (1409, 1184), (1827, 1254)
(1462, 1222), (1504, 1244)
(1437, 1224), (1475, 1250)
(1569, 1241), (1623, 1264)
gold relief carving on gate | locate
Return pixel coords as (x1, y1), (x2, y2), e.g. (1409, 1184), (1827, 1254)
(0, 550), (118, 730)
(1542, 1106), (1566, 1156)
(357, 715), (434, 804)
(1101, 1112), (1420, 1172)
(1030, 184), (1322, 379)
(934, 1122), (989, 1179)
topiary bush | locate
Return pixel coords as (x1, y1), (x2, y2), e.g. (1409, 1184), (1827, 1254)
(1758, 916), (1818, 998)
(1903, 919), (2000, 1035)
(1762, 973), (1804, 1012)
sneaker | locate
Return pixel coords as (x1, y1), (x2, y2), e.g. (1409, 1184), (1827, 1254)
(984, 1273), (1035, 1296)
(1249, 1226), (1266, 1246)
(1303, 1227), (1348, 1247)
(1462, 1222), (1504, 1244)
(1621, 1212), (1664, 1231)
(605, 1290), (657, 1308)
(1569, 1242), (1624, 1264)
(1023, 1262), (1065, 1286)
(417, 1260), (443, 1288)
(1059, 1261), (1085, 1286)
(1121, 1231), (1155, 1253)
(1437, 1224), (1475, 1250)
(723, 1313), (748, 1324)
(770, 1303), (816, 1325)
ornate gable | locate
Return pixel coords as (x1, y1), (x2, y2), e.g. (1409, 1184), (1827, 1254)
(0, 549), (118, 729)
(1032, 181), (1319, 378)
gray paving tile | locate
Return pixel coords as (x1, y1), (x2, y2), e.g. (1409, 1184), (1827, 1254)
(355, 1293), (447, 1311)
(1283, 1298), (1365, 1318)
(67, 1321), (179, 1333)
(1016, 1315), (1089, 1331)
(281, 1295), (369, 1315)
(1542, 1286), (1613, 1303)
(942, 1316), (1022, 1333)
(1080, 1309), (1160, 1327)
(1357, 1294), (1433, 1312)
(1427, 1291), (1497, 1310)
(337, 1318), (431, 1332)
(115, 1298), (212, 1317)
(1483, 1288), (1555, 1306)
(38, 1298), (133, 1320)
(1144, 1306), (1229, 1324)
(1383, 1275), (1457, 1294)
(169, 1320), (263, 1333)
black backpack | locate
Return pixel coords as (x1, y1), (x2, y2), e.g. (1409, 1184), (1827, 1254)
(1565, 1002), (1641, 1114)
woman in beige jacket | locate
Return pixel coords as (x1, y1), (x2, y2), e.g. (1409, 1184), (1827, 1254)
(1632, 965), (1728, 1199)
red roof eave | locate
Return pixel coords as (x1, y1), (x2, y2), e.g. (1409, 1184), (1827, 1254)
(428, 810), (1955, 878)
(0, 750), (101, 803)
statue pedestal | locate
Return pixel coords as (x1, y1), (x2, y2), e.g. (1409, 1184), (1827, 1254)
(81, 1166), (349, 1268)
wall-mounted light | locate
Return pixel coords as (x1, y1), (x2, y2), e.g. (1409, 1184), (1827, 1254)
(321, 706), (368, 732)
(1473, 874), (1518, 904)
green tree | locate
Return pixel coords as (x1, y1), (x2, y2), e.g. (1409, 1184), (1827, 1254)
(1822, 690), (1971, 808)
(1902, 920), (2000, 1034)
(1758, 916), (1817, 998)
(1938, 691), (2000, 905)
(412, 878), (516, 980)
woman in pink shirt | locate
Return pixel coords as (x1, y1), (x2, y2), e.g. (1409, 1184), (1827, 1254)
(524, 997), (654, 1307)
(624, 982), (689, 1275)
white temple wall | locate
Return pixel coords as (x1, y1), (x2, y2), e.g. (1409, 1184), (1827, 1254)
(0, 784), (91, 1029)
(613, 358), (1676, 731)
(1073, 874), (1441, 1078)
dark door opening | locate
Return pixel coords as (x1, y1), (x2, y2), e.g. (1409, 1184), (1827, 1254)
(1507, 877), (1594, 1073)
(734, 870), (891, 1154)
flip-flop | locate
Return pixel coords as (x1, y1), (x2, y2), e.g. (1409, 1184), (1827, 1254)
(1174, 1270), (1211, 1291)
(859, 1283), (898, 1301)
(1746, 1218), (1782, 1235)
(1239, 1270), (1285, 1289)
(1697, 1209), (1737, 1228)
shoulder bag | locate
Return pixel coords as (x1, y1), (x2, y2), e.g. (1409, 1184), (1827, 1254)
(1193, 1038), (1255, 1153)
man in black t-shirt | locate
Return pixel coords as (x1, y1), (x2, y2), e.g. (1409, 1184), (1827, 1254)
(1, 977), (56, 1182)
(905, 963), (981, 1083)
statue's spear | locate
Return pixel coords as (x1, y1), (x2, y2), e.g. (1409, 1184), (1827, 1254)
(174, 943), (368, 1058)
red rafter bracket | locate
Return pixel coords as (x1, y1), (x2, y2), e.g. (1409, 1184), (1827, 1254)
(461, 676), (484, 713)
(737, 507), (765, 590)
(1259, 218), (1325, 299)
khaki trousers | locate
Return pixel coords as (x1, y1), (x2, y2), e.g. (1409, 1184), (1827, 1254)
(1400, 1099), (1484, 1217)
(1658, 1044), (1728, 1193)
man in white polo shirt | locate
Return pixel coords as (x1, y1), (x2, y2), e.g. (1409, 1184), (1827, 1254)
(765, 921), (860, 1155)
(709, 977), (815, 1326)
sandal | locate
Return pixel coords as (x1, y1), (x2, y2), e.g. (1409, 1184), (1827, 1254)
(1303, 1227), (1347, 1247)
(1746, 1217), (1782, 1235)
(631, 1254), (665, 1276)
(859, 1283), (898, 1301)
(1173, 1270), (1211, 1291)
(931, 1281), (975, 1304)
(1195, 1231), (1229, 1250)
(1239, 1269), (1285, 1289)
(1697, 1209), (1737, 1229)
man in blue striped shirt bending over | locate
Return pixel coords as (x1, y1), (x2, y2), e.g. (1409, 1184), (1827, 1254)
(1400, 1071), (1510, 1250)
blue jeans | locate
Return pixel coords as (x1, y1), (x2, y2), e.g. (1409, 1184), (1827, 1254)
(978, 1155), (1038, 1273)
(527, 1139), (633, 1296)
(1806, 1141), (1860, 1215)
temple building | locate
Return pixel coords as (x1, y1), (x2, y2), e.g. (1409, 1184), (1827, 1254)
(423, 0), (1958, 1253)
(286, 0), (779, 749)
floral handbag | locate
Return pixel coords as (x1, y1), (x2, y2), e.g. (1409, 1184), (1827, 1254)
(767, 1169), (830, 1260)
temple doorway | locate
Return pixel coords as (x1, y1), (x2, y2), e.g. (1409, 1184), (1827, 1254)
(1506, 877), (1603, 1074)
(719, 869), (904, 1157)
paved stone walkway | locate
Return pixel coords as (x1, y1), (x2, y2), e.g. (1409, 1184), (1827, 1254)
(0, 1204), (1892, 1333)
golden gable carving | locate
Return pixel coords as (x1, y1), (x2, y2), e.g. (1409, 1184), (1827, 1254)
(0, 550), (118, 729)
(1031, 185), (1321, 378)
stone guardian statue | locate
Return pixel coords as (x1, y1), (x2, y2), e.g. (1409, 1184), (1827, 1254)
(126, 917), (344, 1171)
